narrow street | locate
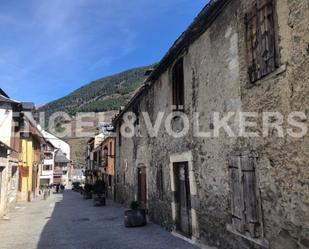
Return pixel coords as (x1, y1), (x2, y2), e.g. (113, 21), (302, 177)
(0, 191), (198, 249)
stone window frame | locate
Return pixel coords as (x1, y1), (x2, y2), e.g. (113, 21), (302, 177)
(227, 151), (269, 248)
(169, 151), (199, 242)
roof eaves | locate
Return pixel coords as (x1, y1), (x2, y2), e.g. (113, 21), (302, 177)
(0, 140), (17, 152)
(112, 83), (149, 125)
(147, 0), (231, 83)
(112, 0), (231, 126)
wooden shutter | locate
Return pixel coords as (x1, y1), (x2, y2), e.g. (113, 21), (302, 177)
(172, 58), (184, 111)
(257, 1), (276, 77)
(246, 9), (259, 82)
(246, 0), (276, 83)
(241, 155), (260, 238)
(228, 155), (245, 233)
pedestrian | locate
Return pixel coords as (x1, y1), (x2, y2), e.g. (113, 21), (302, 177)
(43, 185), (48, 200)
(60, 184), (65, 193)
(56, 184), (60, 193)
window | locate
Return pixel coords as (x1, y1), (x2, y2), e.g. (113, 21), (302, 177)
(156, 164), (164, 200)
(109, 141), (113, 155)
(108, 175), (112, 187)
(228, 154), (262, 238)
(133, 105), (140, 126)
(103, 147), (108, 167)
(43, 165), (52, 171)
(118, 123), (122, 147)
(44, 153), (53, 160)
(172, 58), (184, 111)
(246, 0), (278, 83)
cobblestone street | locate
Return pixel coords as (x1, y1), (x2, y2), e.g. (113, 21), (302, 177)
(0, 191), (198, 249)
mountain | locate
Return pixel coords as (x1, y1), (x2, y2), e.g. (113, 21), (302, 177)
(38, 65), (154, 167)
(38, 65), (154, 119)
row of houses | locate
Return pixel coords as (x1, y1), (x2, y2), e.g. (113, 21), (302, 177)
(0, 88), (72, 218)
(86, 123), (115, 199)
(104, 0), (308, 249)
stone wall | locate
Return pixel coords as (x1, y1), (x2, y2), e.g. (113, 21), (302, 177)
(114, 0), (309, 248)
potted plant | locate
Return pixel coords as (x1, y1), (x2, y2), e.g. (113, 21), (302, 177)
(93, 180), (106, 206)
(124, 201), (147, 227)
(83, 183), (93, 199)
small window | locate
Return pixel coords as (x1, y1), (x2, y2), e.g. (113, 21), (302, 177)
(118, 123), (122, 147)
(246, 0), (278, 83)
(156, 164), (164, 200)
(133, 105), (140, 126)
(172, 58), (184, 111)
(43, 165), (52, 171)
(109, 141), (113, 155)
(108, 175), (112, 187)
(228, 154), (262, 238)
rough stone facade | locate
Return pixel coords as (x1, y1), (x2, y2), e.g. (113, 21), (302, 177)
(114, 0), (309, 248)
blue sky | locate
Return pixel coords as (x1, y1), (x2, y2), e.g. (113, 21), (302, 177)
(0, 0), (207, 105)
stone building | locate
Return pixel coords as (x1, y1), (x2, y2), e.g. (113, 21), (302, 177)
(0, 89), (21, 217)
(113, 0), (309, 249)
(100, 136), (115, 199)
(86, 136), (115, 198)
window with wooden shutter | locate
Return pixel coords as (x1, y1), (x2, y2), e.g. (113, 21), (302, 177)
(172, 58), (184, 111)
(228, 153), (262, 238)
(228, 155), (245, 233)
(246, 0), (277, 83)
(241, 155), (261, 238)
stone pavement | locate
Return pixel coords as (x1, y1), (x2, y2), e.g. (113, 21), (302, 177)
(0, 190), (198, 249)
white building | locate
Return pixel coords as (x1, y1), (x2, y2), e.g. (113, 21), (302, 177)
(0, 89), (20, 218)
(40, 131), (71, 186)
(40, 141), (55, 186)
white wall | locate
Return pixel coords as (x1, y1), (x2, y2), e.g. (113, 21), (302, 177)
(41, 130), (71, 160)
(0, 105), (13, 146)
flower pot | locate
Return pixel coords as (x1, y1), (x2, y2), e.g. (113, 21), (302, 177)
(124, 209), (147, 227)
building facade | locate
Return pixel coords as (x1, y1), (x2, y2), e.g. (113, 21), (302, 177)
(40, 141), (55, 186)
(54, 149), (71, 186)
(100, 137), (115, 199)
(0, 90), (21, 217)
(40, 130), (71, 187)
(113, 1), (309, 249)
(86, 136), (115, 198)
(19, 109), (46, 201)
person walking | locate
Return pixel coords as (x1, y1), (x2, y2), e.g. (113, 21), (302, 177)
(43, 185), (49, 200)
(60, 184), (65, 193)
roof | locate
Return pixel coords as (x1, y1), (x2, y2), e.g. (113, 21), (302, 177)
(0, 88), (9, 98)
(113, 0), (231, 125)
(0, 140), (16, 152)
(0, 95), (16, 104)
(147, 0), (231, 82)
(55, 149), (70, 163)
(21, 102), (35, 111)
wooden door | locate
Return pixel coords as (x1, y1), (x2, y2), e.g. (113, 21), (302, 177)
(138, 167), (147, 209)
(174, 162), (192, 237)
